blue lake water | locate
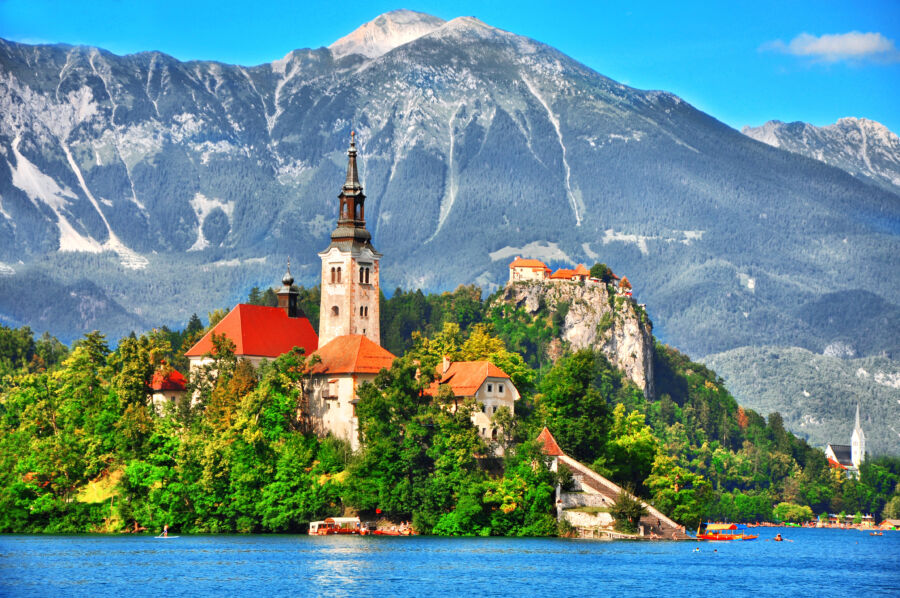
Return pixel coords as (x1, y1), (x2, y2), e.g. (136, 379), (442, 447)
(1, 528), (898, 597)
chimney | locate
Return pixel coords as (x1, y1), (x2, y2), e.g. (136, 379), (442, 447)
(442, 355), (451, 374)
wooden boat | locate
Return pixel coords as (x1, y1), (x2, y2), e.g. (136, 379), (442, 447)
(308, 517), (362, 535)
(697, 523), (758, 541)
(371, 527), (417, 536)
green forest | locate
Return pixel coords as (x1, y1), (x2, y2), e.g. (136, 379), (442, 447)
(1, 283), (898, 535)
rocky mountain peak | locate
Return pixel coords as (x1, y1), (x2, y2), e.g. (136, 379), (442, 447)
(329, 9), (446, 59)
(743, 117), (900, 191)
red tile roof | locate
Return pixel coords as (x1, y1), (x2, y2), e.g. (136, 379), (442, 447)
(619, 276), (632, 289)
(150, 368), (187, 391)
(550, 268), (576, 279)
(573, 264), (589, 276)
(536, 427), (564, 456)
(509, 257), (550, 270)
(184, 304), (318, 358)
(425, 360), (510, 397)
(311, 335), (396, 374)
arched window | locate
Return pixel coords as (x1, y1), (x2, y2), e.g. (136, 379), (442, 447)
(364, 306), (368, 316)
(359, 306), (364, 317)
(330, 267), (335, 284)
(491, 428), (498, 440)
(336, 267), (342, 283)
(365, 267), (370, 284)
(359, 267), (364, 283)
(331, 306), (339, 316)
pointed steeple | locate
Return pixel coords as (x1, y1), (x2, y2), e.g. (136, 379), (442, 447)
(343, 131), (363, 195)
(851, 402), (866, 470)
(330, 131), (372, 246)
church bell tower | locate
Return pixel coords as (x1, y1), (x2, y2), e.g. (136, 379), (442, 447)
(317, 132), (382, 347)
(851, 403), (866, 469)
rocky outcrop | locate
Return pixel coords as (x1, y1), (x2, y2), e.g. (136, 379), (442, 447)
(496, 280), (654, 397)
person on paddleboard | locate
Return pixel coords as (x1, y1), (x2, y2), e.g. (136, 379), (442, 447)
(162, 524), (168, 537)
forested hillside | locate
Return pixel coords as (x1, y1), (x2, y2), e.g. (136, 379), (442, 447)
(704, 346), (900, 456)
(2, 282), (898, 535)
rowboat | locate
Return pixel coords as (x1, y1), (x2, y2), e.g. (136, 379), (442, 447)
(697, 523), (758, 541)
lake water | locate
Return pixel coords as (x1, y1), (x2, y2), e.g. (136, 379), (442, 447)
(1, 528), (898, 597)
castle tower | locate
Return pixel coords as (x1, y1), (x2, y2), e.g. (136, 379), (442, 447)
(317, 133), (381, 347)
(851, 402), (866, 469)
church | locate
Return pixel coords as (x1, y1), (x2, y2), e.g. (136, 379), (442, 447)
(182, 133), (519, 450)
(824, 403), (866, 478)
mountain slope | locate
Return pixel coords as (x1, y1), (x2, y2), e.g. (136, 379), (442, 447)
(0, 13), (898, 363)
(704, 346), (900, 456)
(743, 118), (900, 193)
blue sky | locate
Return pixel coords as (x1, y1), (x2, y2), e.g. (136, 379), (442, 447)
(1, 0), (898, 132)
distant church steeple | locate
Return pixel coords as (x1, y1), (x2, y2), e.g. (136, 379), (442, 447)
(851, 402), (866, 469)
(318, 133), (382, 347)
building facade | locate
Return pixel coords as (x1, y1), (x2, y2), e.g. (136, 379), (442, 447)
(426, 357), (520, 447)
(509, 257), (551, 283)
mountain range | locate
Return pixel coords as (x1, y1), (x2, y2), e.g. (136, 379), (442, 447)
(1, 10), (898, 452)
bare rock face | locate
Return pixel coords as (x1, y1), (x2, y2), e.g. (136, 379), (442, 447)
(496, 280), (654, 397)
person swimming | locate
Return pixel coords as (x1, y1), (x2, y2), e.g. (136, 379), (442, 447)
(774, 533), (783, 542)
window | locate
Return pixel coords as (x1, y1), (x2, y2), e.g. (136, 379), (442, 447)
(491, 428), (497, 440)
(481, 404), (487, 413)
(331, 306), (339, 316)
(330, 267), (335, 283)
(487, 383), (493, 393)
(482, 427), (486, 435)
(336, 267), (342, 283)
(359, 267), (365, 283)
(365, 267), (370, 284)
(492, 405), (497, 414)
(360, 306), (364, 317)
(498, 384), (504, 394)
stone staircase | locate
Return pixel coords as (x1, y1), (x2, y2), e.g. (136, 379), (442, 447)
(558, 455), (692, 540)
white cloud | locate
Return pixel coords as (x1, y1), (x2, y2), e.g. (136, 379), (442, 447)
(762, 31), (899, 63)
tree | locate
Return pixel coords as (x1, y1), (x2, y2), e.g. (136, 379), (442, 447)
(590, 263), (613, 283)
(609, 486), (648, 533)
(533, 350), (613, 464)
(882, 495), (900, 520)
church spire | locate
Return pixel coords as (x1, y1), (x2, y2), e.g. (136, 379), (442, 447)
(851, 402), (866, 470)
(343, 131), (362, 194)
(330, 131), (372, 246)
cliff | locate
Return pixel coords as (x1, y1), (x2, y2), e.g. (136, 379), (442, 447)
(495, 280), (654, 396)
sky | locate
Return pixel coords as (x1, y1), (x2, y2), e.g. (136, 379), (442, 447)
(1, 0), (898, 133)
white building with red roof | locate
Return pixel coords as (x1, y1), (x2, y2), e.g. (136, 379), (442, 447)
(509, 257), (551, 283)
(150, 367), (187, 412)
(307, 335), (396, 450)
(425, 357), (520, 445)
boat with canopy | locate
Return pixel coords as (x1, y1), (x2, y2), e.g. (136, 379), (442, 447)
(697, 523), (759, 541)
